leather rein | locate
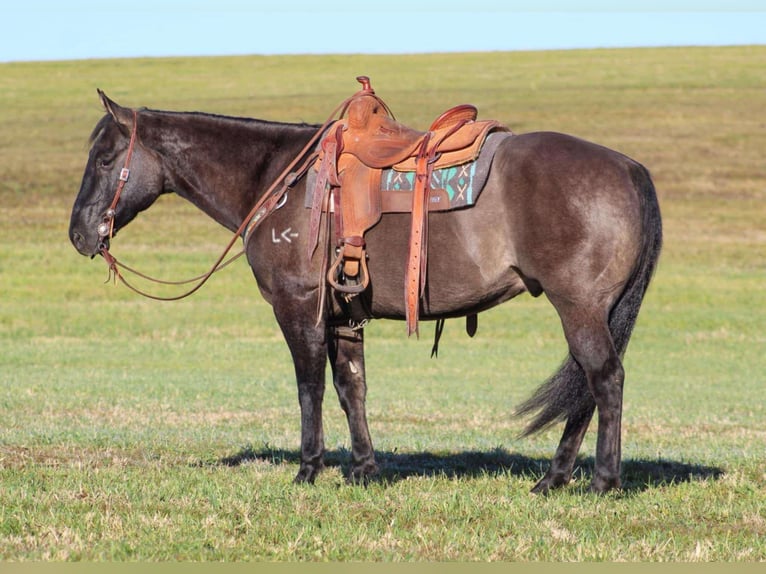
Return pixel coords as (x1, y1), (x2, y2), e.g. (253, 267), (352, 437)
(96, 90), (374, 301)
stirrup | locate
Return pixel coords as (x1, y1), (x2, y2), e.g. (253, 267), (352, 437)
(327, 248), (370, 296)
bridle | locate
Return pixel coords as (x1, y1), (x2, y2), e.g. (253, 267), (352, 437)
(95, 84), (373, 301)
(97, 109), (138, 252)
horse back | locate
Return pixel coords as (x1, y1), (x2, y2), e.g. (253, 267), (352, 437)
(362, 131), (648, 319)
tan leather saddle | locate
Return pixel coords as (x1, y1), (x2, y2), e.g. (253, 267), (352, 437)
(308, 76), (508, 336)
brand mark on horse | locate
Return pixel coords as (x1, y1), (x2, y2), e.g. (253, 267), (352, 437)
(272, 227), (299, 244)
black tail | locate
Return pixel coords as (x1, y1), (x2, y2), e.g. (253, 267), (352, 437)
(515, 163), (663, 436)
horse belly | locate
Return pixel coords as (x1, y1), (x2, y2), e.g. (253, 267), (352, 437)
(363, 188), (525, 319)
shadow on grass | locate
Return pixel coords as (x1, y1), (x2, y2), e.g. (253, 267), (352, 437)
(218, 445), (724, 493)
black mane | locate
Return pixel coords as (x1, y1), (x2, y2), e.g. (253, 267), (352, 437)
(89, 106), (320, 145)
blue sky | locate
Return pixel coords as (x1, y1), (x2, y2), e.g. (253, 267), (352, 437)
(2, 1), (765, 62)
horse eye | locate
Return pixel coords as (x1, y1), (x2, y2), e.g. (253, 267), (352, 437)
(99, 158), (112, 169)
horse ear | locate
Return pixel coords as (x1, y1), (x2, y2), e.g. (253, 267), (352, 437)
(97, 88), (134, 131)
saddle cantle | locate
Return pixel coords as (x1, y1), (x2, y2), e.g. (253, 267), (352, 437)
(308, 76), (511, 336)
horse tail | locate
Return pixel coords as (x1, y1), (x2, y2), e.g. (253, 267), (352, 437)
(515, 162), (663, 436)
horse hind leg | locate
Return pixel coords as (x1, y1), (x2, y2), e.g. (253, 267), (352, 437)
(527, 298), (625, 494)
(328, 326), (379, 483)
(530, 398), (596, 494)
(561, 302), (625, 493)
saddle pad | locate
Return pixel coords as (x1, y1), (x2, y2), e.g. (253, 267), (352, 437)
(304, 130), (511, 212)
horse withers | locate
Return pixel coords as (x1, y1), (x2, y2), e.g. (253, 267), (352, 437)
(69, 84), (661, 493)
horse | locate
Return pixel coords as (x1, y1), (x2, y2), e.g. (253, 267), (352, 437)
(69, 86), (662, 494)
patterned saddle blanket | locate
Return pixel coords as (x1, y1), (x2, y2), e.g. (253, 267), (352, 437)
(304, 130), (510, 212)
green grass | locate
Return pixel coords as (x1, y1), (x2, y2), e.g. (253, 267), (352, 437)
(1, 46), (765, 561)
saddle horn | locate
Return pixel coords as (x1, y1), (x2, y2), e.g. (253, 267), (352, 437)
(356, 76), (374, 94)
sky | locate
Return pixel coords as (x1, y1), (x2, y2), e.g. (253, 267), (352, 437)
(2, 1), (765, 62)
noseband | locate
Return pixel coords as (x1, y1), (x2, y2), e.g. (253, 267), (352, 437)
(97, 109), (139, 252)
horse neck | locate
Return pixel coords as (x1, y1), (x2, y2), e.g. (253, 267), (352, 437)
(142, 110), (318, 232)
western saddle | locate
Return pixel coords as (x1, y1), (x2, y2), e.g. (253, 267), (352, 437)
(308, 76), (508, 336)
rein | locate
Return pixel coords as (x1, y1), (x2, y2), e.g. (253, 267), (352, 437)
(97, 84), (375, 301)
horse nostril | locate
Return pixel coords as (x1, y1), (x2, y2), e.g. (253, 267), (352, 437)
(72, 231), (85, 248)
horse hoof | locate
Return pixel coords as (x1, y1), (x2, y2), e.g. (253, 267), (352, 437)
(348, 461), (380, 485)
(293, 463), (324, 484)
(588, 475), (621, 494)
(530, 473), (570, 494)
(530, 480), (551, 495)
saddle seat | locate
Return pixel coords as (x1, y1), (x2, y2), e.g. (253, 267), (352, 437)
(343, 96), (484, 169)
(309, 76), (508, 336)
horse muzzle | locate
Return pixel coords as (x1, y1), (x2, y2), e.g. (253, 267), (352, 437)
(69, 226), (105, 258)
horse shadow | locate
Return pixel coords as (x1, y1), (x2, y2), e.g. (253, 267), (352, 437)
(218, 445), (724, 494)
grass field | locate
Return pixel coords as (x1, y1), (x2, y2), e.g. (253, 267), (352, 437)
(1, 46), (764, 561)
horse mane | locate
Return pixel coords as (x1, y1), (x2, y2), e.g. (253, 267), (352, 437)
(89, 106), (320, 145)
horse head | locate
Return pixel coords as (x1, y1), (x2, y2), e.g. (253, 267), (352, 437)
(69, 90), (165, 257)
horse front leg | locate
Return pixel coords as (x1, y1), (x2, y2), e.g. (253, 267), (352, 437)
(274, 306), (328, 484)
(328, 326), (379, 483)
